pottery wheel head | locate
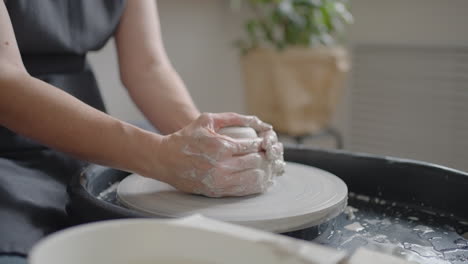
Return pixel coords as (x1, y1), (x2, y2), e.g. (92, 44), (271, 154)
(117, 162), (348, 233)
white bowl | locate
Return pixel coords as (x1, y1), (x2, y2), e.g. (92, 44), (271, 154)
(29, 217), (342, 264)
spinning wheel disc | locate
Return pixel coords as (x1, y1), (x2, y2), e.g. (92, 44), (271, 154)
(117, 162), (348, 233)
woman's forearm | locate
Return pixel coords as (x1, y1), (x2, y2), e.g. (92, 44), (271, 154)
(0, 1), (162, 178)
(115, 0), (199, 135)
(122, 64), (200, 134)
(0, 67), (162, 177)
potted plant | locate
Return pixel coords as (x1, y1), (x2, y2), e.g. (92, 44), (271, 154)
(236, 0), (352, 136)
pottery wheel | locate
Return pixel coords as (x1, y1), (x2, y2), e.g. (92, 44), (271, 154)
(117, 162), (348, 233)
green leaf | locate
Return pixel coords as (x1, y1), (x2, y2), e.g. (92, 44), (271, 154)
(246, 20), (258, 39)
(320, 3), (333, 32)
(293, 0), (322, 7)
(235, 0), (352, 51)
(314, 7), (329, 32)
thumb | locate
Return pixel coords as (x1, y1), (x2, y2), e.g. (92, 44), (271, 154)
(209, 112), (272, 132)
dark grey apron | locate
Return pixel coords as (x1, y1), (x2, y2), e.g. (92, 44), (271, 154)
(1, 0), (126, 255)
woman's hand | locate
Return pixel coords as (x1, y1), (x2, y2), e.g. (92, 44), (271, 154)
(259, 129), (286, 177)
(153, 112), (278, 197)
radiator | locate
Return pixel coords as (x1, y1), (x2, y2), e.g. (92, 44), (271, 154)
(348, 45), (468, 172)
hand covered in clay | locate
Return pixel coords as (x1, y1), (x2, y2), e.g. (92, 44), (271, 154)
(258, 129), (285, 177)
(157, 113), (274, 197)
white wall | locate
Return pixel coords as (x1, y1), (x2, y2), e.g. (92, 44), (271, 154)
(88, 41), (142, 122)
(349, 0), (468, 46)
(89, 0), (250, 124)
(344, 0), (468, 171)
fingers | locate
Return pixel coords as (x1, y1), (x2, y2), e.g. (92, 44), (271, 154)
(223, 169), (272, 196)
(196, 112), (277, 157)
(201, 169), (270, 197)
(272, 159), (286, 177)
(229, 138), (263, 155)
(217, 153), (266, 172)
(182, 130), (263, 163)
(267, 142), (284, 161)
(258, 129), (278, 150)
(170, 112), (284, 197)
(200, 155), (265, 190)
(206, 112), (272, 132)
(258, 129), (283, 162)
(240, 115), (272, 132)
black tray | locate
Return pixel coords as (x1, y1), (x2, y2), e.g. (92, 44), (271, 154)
(68, 146), (468, 264)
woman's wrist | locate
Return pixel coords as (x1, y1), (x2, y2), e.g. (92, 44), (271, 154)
(169, 108), (199, 132)
(117, 122), (165, 178)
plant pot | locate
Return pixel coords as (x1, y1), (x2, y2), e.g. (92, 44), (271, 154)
(241, 46), (350, 136)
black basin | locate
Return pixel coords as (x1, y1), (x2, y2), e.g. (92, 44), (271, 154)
(67, 146), (468, 263)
